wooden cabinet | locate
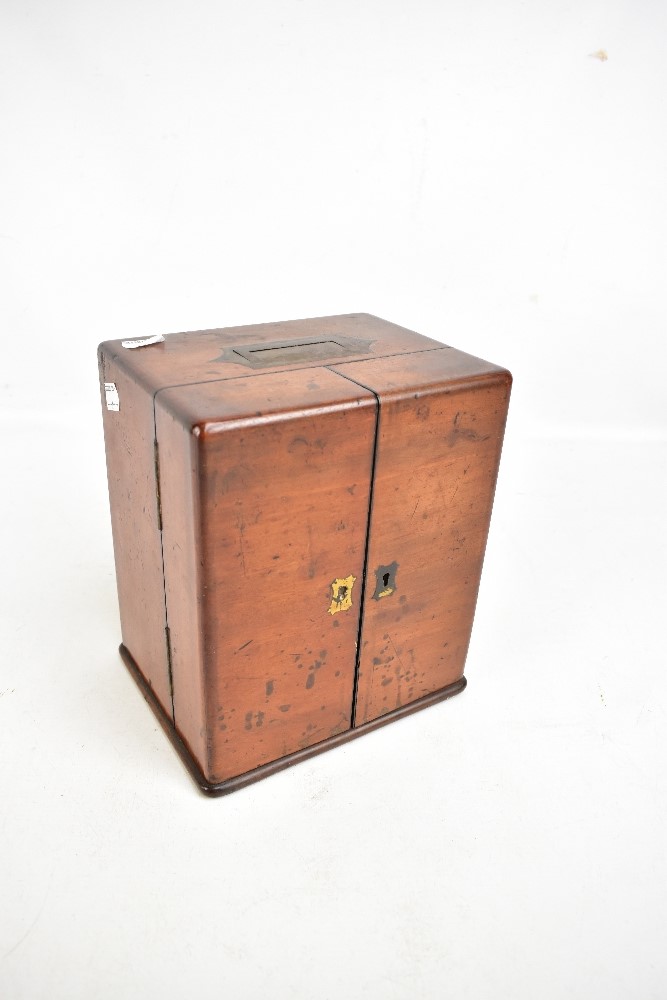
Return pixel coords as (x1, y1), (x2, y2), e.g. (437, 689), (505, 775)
(98, 314), (511, 794)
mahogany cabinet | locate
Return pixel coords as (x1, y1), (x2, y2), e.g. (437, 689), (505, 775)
(98, 314), (511, 794)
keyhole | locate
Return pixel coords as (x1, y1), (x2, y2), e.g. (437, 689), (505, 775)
(373, 561), (399, 600)
(338, 585), (348, 600)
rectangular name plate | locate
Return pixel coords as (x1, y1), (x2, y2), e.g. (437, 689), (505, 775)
(226, 334), (373, 369)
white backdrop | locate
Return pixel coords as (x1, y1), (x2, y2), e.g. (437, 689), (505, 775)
(1, 2), (666, 998)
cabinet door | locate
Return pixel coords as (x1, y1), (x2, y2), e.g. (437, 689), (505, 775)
(156, 367), (377, 783)
(333, 349), (511, 727)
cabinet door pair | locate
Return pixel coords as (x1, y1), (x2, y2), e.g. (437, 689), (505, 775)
(152, 348), (510, 790)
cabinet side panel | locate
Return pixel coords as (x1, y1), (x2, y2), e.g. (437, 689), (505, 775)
(155, 403), (208, 772)
(333, 350), (511, 727)
(98, 349), (171, 711)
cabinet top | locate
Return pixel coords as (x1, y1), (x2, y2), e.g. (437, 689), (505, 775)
(98, 313), (446, 394)
(99, 313), (510, 432)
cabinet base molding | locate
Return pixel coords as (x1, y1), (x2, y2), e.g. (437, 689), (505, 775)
(120, 644), (467, 797)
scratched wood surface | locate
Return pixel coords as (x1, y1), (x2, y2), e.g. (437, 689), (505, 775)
(332, 349), (512, 727)
(156, 368), (377, 783)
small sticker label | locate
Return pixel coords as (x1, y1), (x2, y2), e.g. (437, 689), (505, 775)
(104, 382), (120, 411)
(121, 335), (165, 349)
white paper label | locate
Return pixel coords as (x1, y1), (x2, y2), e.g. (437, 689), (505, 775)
(121, 334), (165, 349)
(104, 382), (120, 411)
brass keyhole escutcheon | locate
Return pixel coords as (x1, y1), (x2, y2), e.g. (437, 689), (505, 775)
(328, 574), (356, 615)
